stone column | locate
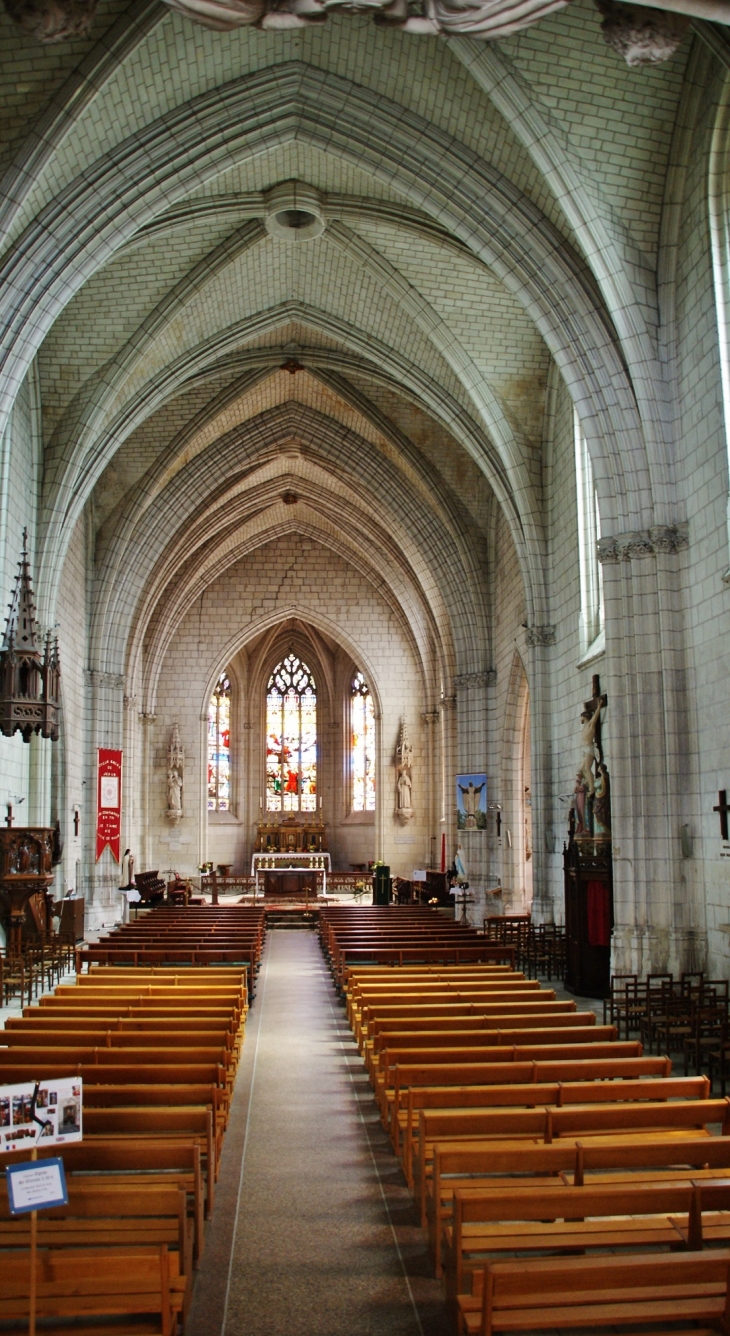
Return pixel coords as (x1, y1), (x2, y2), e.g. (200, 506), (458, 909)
(85, 669), (126, 930)
(598, 523), (698, 974)
(454, 670), (495, 923)
(523, 626), (556, 924)
(422, 708), (440, 871)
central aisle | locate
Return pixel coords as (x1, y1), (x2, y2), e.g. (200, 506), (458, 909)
(188, 929), (450, 1336)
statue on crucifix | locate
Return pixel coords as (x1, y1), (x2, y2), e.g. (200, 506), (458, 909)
(573, 675), (610, 839)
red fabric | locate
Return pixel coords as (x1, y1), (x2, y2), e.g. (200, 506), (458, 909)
(586, 880), (611, 947)
(96, 748), (122, 862)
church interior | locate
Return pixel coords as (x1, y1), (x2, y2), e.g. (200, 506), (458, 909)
(3, 0), (730, 1328)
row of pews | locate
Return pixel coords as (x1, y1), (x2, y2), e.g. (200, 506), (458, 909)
(320, 906), (515, 988)
(0, 913), (259, 1333)
(78, 905), (266, 996)
(332, 916), (730, 1336)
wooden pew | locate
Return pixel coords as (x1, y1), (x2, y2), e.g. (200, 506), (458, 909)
(0, 1245), (186, 1335)
(430, 1134), (730, 1279)
(399, 1072), (709, 1186)
(376, 1037), (635, 1122)
(448, 1180), (705, 1311)
(389, 1053), (669, 1148)
(0, 1180), (194, 1311)
(415, 1098), (730, 1223)
(457, 1248), (730, 1336)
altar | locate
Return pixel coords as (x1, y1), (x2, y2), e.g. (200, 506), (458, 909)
(251, 851), (331, 898)
(255, 816), (327, 853)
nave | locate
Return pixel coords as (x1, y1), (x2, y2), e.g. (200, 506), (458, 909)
(187, 926), (450, 1336)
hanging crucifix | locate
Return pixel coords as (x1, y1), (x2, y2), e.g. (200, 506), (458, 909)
(714, 790), (730, 842)
(5, 803), (12, 828)
(73, 809), (80, 837)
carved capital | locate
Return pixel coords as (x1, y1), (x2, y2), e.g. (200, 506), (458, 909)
(649, 521), (689, 554)
(422, 710), (440, 725)
(453, 669), (497, 690)
(439, 694), (457, 710)
(86, 670), (125, 690)
(598, 522), (689, 563)
(123, 694), (137, 711)
(525, 625), (556, 647)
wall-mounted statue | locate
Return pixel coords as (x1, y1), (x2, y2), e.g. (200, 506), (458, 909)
(571, 675), (610, 840)
(166, 723), (184, 823)
(394, 720), (414, 825)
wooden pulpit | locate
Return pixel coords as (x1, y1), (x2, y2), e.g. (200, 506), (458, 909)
(0, 826), (55, 955)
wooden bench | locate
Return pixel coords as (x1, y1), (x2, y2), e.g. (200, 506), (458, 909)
(429, 1133), (730, 1278)
(0, 1244), (186, 1336)
(415, 1098), (730, 1222)
(457, 1248), (730, 1336)
(389, 1053), (670, 1148)
(448, 1179), (705, 1310)
(378, 1038), (640, 1122)
(0, 1179), (194, 1310)
(398, 1073), (709, 1185)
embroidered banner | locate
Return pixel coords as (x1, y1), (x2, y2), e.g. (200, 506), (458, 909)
(96, 748), (122, 862)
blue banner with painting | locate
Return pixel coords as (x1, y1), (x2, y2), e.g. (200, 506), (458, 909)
(456, 774), (487, 831)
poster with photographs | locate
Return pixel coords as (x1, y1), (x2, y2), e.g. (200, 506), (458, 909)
(0, 1078), (82, 1155)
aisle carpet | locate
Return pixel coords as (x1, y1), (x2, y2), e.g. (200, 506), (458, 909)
(187, 929), (451, 1336)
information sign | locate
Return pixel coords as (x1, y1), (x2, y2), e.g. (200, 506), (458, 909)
(6, 1157), (68, 1214)
(0, 1078), (82, 1155)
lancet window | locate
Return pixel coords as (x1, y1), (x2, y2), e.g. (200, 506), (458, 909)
(266, 654), (317, 812)
(574, 410), (604, 654)
(207, 673), (231, 811)
(351, 670), (375, 811)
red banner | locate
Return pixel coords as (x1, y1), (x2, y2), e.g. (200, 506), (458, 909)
(96, 748), (122, 862)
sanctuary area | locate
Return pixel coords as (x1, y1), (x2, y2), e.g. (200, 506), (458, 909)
(3, 0), (730, 1330)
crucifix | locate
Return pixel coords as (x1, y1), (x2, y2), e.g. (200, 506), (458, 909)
(73, 809), (80, 837)
(583, 674), (608, 767)
(5, 803), (13, 828)
(714, 790), (730, 842)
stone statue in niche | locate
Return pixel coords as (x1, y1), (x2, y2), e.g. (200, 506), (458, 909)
(166, 723), (184, 823)
(394, 720), (414, 825)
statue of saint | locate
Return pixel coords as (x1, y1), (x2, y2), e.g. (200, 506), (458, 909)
(572, 770), (589, 836)
(120, 848), (135, 889)
(593, 762), (611, 838)
(395, 720), (414, 823)
(167, 767), (183, 813)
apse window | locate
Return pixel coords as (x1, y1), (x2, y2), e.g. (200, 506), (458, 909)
(266, 654), (317, 812)
(351, 671), (375, 812)
(574, 410), (604, 656)
(208, 673), (231, 811)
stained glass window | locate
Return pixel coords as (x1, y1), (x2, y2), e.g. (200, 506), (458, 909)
(266, 654), (317, 812)
(208, 674), (231, 811)
(351, 670), (375, 811)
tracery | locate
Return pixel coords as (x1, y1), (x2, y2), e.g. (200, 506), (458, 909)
(351, 671), (375, 813)
(266, 654), (317, 813)
(207, 673), (231, 811)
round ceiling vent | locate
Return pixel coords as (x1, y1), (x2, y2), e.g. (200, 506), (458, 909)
(264, 184), (326, 242)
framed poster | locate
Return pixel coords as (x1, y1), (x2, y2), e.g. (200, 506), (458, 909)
(456, 773), (487, 831)
(0, 1078), (83, 1156)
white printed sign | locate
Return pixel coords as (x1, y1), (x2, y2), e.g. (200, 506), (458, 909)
(6, 1158), (68, 1213)
(0, 1079), (82, 1155)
